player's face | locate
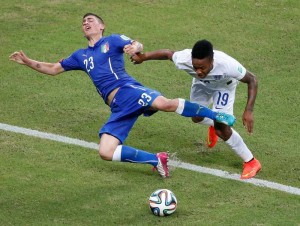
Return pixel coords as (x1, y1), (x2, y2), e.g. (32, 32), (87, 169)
(82, 16), (104, 38)
(192, 57), (213, 79)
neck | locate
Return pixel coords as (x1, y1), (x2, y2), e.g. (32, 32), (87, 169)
(87, 33), (102, 47)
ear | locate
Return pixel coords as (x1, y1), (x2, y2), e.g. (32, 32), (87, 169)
(99, 24), (105, 31)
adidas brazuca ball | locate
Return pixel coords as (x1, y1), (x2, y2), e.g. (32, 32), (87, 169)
(148, 189), (177, 216)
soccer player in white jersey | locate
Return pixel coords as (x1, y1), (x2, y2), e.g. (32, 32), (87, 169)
(9, 14), (236, 179)
(131, 39), (261, 179)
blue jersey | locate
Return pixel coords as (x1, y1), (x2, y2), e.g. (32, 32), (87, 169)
(60, 34), (142, 103)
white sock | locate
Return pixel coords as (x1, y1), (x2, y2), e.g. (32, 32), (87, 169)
(112, 145), (122, 161)
(225, 129), (253, 162)
(175, 98), (185, 114)
(198, 117), (214, 126)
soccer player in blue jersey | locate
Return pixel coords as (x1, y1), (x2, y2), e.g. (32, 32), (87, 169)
(9, 13), (235, 178)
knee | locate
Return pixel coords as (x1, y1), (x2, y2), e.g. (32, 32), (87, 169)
(192, 116), (204, 123)
(160, 100), (176, 111)
(98, 133), (120, 161)
(152, 96), (177, 112)
(98, 146), (113, 161)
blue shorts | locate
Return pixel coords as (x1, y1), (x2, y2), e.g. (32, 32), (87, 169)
(99, 84), (161, 143)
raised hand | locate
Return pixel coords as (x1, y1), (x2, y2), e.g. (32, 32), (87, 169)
(9, 51), (29, 65)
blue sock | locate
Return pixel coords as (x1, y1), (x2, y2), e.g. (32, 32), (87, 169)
(119, 145), (158, 167)
(176, 98), (217, 119)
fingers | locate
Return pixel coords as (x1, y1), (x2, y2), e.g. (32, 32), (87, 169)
(123, 44), (133, 54)
(9, 51), (20, 59)
(245, 121), (253, 134)
(123, 44), (139, 56)
(130, 55), (138, 64)
(248, 122), (253, 134)
(9, 51), (26, 64)
(243, 118), (253, 134)
(9, 52), (20, 62)
(20, 50), (27, 58)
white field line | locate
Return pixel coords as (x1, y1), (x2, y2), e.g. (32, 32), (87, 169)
(1, 122), (300, 196)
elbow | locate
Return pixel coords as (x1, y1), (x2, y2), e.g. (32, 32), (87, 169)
(165, 50), (174, 60)
(252, 75), (258, 88)
(245, 71), (258, 87)
(47, 71), (59, 76)
(48, 66), (64, 76)
(48, 62), (64, 76)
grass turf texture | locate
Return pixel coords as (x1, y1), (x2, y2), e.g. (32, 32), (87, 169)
(1, 0), (300, 225)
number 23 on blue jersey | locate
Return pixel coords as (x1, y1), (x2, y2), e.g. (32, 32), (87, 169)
(84, 57), (94, 73)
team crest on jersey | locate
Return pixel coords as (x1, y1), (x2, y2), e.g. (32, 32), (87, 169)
(120, 35), (131, 41)
(101, 42), (109, 53)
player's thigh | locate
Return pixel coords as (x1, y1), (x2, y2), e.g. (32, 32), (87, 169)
(118, 84), (161, 112)
(190, 82), (212, 106)
(99, 114), (139, 145)
(212, 88), (236, 114)
(150, 96), (178, 112)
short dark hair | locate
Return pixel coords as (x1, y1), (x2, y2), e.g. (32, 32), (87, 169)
(83, 13), (104, 24)
(191, 39), (214, 59)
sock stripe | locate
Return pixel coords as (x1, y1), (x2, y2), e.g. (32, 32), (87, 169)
(175, 98), (185, 114)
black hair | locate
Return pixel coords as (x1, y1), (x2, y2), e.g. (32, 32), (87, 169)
(191, 39), (214, 59)
(83, 13), (104, 24)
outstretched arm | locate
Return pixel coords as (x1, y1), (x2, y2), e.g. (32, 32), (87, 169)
(9, 51), (65, 76)
(240, 71), (258, 134)
(130, 49), (175, 64)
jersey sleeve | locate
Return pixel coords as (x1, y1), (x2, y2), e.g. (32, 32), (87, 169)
(171, 49), (192, 70)
(60, 50), (82, 71)
(226, 58), (247, 80)
(111, 34), (133, 52)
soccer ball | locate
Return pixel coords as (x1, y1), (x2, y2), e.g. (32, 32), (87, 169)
(148, 189), (177, 216)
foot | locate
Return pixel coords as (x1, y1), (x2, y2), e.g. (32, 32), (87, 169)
(241, 158), (261, 179)
(206, 126), (218, 148)
(153, 152), (169, 178)
(215, 112), (236, 126)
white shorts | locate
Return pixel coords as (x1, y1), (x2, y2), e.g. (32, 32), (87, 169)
(190, 79), (238, 114)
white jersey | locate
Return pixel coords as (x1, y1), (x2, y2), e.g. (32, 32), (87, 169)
(172, 49), (246, 90)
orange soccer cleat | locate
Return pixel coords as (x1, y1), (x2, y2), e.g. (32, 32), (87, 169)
(206, 126), (218, 148)
(241, 158), (262, 179)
